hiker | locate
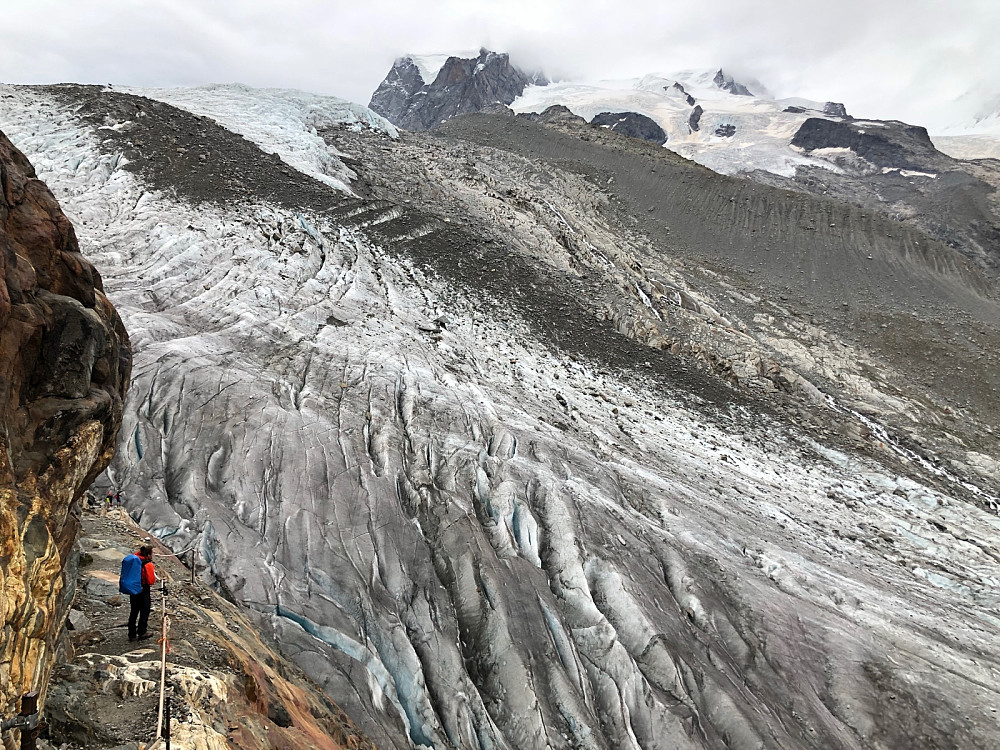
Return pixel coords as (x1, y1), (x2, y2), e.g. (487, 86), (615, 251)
(114, 491), (122, 507)
(105, 491), (113, 509)
(119, 545), (156, 641)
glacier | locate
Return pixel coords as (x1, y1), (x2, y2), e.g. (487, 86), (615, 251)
(1, 82), (998, 749)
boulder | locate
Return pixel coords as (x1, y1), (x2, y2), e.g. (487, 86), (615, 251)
(66, 609), (90, 632)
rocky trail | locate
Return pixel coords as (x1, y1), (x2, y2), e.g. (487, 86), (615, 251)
(41, 504), (374, 750)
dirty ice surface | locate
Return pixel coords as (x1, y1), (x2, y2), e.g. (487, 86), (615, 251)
(124, 83), (398, 194)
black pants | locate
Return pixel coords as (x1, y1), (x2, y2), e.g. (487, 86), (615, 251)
(128, 586), (151, 639)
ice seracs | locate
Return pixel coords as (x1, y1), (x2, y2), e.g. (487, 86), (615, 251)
(126, 83), (397, 194)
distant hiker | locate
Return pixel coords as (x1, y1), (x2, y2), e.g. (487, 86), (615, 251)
(114, 491), (122, 507)
(105, 491), (113, 509)
(119, 545), (156, 641)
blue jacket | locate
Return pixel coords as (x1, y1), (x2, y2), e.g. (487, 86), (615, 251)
(119, 553), (143, 595)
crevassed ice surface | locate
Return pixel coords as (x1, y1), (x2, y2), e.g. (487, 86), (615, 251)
(2, 85), (999, 750)
(124, 83), (398, 193)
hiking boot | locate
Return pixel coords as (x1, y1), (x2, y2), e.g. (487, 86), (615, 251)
(137, 633), (153, 641)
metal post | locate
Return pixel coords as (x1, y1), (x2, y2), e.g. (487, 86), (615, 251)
(164, 691), (171, 750)
(155, 583), (168, 739)
(18, 692), (39, 750)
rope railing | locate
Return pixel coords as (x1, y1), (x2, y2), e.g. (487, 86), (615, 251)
(98, 505), (198, 749)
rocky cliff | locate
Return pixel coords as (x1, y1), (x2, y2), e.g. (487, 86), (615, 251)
(712, 69), (754, 96)
(369, 49), (542, 131)
(0, 129), (130, 728)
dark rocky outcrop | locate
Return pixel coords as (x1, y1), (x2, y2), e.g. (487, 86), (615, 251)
(671, 82), (696, 106)
(0, 130), (130, 718)
(756, 115), (1000, 272)
(689, 104), (705, 132)
(363, 57), (426, 131)
(791, 116), (947, 171)
(823, 101), (849, 118)
(369, 49), (539, 131)
(591, 111), (667, 144)
(713, 69), (754, 96)
(714, 123), (737, 138)
(784, 102), (850, 118)
(518, 104), (587, 128)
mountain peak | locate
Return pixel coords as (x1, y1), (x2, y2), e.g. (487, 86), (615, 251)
(370, 49), (546, 131)
(713, 68), (755, 96)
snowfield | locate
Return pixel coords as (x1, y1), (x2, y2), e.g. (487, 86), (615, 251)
(511, 71), (847, 177)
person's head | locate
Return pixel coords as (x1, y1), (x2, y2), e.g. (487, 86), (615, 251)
(139, 545), (153, 559)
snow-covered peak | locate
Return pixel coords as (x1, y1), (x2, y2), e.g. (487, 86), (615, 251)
(123, 83), (396, 193)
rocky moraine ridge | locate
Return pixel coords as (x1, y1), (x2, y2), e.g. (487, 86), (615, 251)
(0, 72), (998, 750)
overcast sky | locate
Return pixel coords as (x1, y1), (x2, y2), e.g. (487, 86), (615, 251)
(3, 1), (997, 130)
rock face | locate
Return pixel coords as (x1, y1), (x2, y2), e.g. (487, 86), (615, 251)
(671, 82), (697, 106)
(591, 111), (667, 144)
(822, 101), (849, 118)
(369, 49), (539, 130)
(688, 104), (704, 132)
(0, 129), (130, 721)
(713, 69), (754, 96)
(791, 117), (944, 171)
(4, 84), (1000, 750)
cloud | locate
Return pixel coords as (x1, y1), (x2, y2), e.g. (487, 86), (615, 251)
(1, 0), (996, 129)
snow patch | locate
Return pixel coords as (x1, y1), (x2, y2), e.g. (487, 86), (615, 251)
(405, 51), (480, 85)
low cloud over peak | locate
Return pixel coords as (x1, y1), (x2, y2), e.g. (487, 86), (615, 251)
(2, 0), (996, 130)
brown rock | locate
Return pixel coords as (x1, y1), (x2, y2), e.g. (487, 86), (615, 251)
(0, 128), (130, 717)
